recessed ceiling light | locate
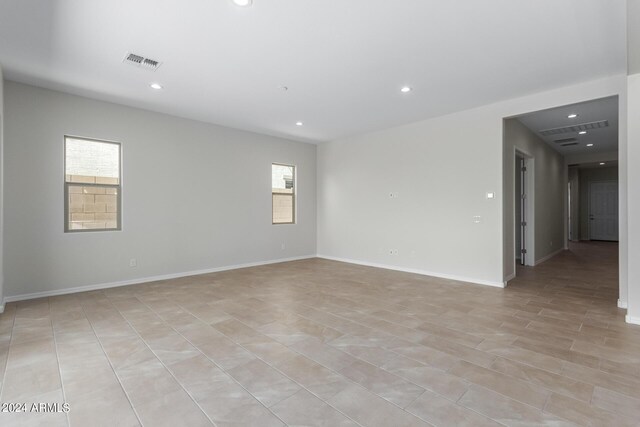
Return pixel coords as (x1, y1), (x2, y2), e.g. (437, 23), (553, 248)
(600, 162), (606, 165)
(150, 83), (163, 90)
(587, 144), (594, 147)
(568, 114), (578, 119)
(579, 131), (587, 135)
(296, 122), (303, 126)
(400, 86), (412, 93)
(232, 0), (252, 6)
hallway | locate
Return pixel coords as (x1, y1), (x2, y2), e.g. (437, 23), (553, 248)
(511, 241), (620, 310)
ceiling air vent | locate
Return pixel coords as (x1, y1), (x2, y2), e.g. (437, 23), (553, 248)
(554, 137), (577, 144)
(561, 142), (579, 147)
(123, 52), (162, 71)
(539, 120), (609, 137)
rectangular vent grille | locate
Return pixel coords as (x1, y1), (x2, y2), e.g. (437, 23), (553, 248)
(539, 120), (609, 137)
(554, 138), (577, 144)
(123, 52), (162, 71)
(561, 142), (578, 146)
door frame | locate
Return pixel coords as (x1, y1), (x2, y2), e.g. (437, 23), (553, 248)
(514, 148), (535, 270)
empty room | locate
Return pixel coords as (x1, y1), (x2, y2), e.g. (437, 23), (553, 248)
(1, 1), (640, 426)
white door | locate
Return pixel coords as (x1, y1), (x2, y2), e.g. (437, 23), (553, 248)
(589, 181), (618, 241)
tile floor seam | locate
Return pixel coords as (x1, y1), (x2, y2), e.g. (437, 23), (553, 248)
(463, 355), (599, 404)
(321, 295), (504, 340)
(445, 368), (556, 413)
(210, 290), (611, 418)
(293, 298), (495, 362)
(48, 297), (71, 427)
(541, 393), (609, 427)
(155, 296), (373, 427)
(252, 304), (468, 409)
(133, 296), (298, 427)
(451, 383), (514, 426)
(106, 296), (218, 427)
(461, 383), (566, 424)
(78, 293), (145, 427)
(172, 297), (439, 426)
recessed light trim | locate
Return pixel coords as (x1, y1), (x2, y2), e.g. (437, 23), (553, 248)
(150, 83), (163, 90)
(587, 144), (594, 147)
(579, 131), (587, 135)
(232, 0), (252, 6)
(568, 114), (578, 119)
(295, 122), (303, 126)
(400, 86), (412, 93)
(600, 162), (606, 165)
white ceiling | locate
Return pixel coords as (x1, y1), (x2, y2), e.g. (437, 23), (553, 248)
(0, 0), (627, 143)
(516, 96), (618, 156)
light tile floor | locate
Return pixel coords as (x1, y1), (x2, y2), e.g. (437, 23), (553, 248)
(0, 242), (638, 426)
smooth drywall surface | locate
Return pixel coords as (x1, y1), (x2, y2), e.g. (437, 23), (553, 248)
(504, 119), (565, 276)
(568, 167), (580, 241)
(565, 151), (618, 165)
(3, 81), (317, 298)
(578, 167), (619, 240)
(318, 75), (626, 287)
(630, 0), (640, 75)
(628, 73), (640, 322)
(0, 66), (4, 309)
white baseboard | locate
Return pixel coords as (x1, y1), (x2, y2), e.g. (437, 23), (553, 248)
(2, 255), (316, 305)
(626, 315), (640, 326)
(534, 248), (565, 266)
(317, 255), (505, 288)
(618, 299), (628, 309)
(504, 273), (516, 285)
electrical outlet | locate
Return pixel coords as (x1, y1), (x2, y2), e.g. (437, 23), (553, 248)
(473, 216), (482, 223)
(281, 243), (286, 250)
(129, 258), (137, 268)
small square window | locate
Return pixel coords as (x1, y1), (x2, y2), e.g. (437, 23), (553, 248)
(64, 136), (121, 232)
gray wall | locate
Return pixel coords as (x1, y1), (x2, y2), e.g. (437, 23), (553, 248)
(3, 81), (317, 298)
(578, 166), (618, 240)
(503, 119), (565, 278)
(0, 65), (3, 309)
(568, 166), (580, 241)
